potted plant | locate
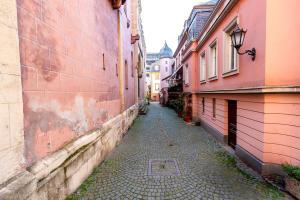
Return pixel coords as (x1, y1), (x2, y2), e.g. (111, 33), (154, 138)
(177, 111), (183, 118)
(184, 113), (192, 123)
(184, 103), (192, 123)
(171, 96), (183, 117)
(176, 99), (184, 117)
(282, 164), (300, 199)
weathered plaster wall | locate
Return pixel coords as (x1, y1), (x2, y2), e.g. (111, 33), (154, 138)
(17, 0), (135, 166)
(120, 0), (136, 110)
(0, 105), (138, 200)
(0, 0), (24, 185)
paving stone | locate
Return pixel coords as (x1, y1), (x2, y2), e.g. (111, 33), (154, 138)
(69, 103), (291, 200)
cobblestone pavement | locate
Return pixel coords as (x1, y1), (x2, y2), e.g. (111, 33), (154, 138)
(69, 103), (290, 200)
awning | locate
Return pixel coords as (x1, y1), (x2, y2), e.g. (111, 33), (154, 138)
(161, 65), (183, 82)
(169, 65), (183, 79)
(162, 74), (172, 81)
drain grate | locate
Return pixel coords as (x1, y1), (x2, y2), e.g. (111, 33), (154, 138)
(168, 142), (175, 147)
(148, 159), (180, 176)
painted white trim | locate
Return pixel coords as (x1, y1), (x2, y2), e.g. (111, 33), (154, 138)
(199, 51), (206, 82)
(208, 39), (218, 80)
(194, 86), (300, 94)
(222, 17), (239, 75)
(197, 0), (239, 50)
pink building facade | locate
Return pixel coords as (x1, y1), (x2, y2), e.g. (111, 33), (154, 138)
(19, 0), (137, 166)
(181, 0), (300, 174)
(0, 0), (145, 199)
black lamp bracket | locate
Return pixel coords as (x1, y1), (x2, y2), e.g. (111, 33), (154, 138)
(237, 48), (256, 61)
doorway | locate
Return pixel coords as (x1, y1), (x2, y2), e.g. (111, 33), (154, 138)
(228, 100), (237, 149)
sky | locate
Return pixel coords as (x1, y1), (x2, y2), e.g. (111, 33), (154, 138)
(141, 0), (211, 53)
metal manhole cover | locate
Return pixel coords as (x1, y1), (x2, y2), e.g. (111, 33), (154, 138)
(148, 159), (180, 176)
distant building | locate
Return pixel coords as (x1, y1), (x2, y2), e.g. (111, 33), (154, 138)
(172, 1), (216, 87)
(146, 42), (174, 101)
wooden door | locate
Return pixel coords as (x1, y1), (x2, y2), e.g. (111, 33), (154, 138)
(228, 100), (237, 149)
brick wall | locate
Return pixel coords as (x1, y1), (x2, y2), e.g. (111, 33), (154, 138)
(17, 0), (136, 166)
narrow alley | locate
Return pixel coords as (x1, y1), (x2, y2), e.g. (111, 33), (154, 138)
(68, 104), (286, 200)
(0, 0), (299, 199)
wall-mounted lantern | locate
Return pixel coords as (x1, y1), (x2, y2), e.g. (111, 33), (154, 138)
(131, 34), (140, 44)
(231, 26), (256, 61)
(111, 0), (126, 9)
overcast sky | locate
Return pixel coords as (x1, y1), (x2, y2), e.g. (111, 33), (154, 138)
(141, 0), (211, 53)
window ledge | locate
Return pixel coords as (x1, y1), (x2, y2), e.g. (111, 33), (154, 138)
(200, 80), (206, 84)
(222, 69), (239, 78)
(208, 76), (218, 81)
(184, 83), (190, 87)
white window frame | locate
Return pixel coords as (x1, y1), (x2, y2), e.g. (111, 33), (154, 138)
(155, 83), (159, 91)
(200, 51), (206, 82)
(185, 64), (189, 85)
(209, 39), (218, 80)
(223, 17), (239, 77)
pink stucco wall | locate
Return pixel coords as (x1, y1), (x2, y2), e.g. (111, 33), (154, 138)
(265, 0), (300, 86)
(183, 53), (195, 94)
(186, 0), (267, 92)
(18, 0), (136, 166)
(187, 0), (300, 167)
(263, 94), (300, 166)
(121, 0), (136, 110)
(195, 93), (300, 166)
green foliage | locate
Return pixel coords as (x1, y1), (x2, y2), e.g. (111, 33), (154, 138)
(256, 182), (284, 199)
(168, 84), (182, 93)
(214, 151), (283, 199)
(182, 111), (186, 118)
(215, 151), (284, 199)
(66, 168), (99, 200)
(237, 168), (256, 181)
(215, 151), (255, 180)
(168, 94), (184, 113)
(214, 151), (236, 167)
(282, 163), (300, 181)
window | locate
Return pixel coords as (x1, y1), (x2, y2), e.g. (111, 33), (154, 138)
(125, 60), (128, 89)
(102, 53), (105, 70)
(223, 18), (238, 73)
(124, 4), (127, 15)
(116, 64), (118, 77)
(185, 65), (189, 85)
(165, 60), (168, 64)
(209, 41), (218, 78)
(165, 66), (168, 72)
(146, 73), (150, 77)
(213, 98), (216, 118)
(155, 83), (159, 91)
(179, 53), (182, 64)
(131, 52), (134, 77)
(202, 97), (205, 113)
(154, 65), (159, 71)
(200, 52), (206, 82)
